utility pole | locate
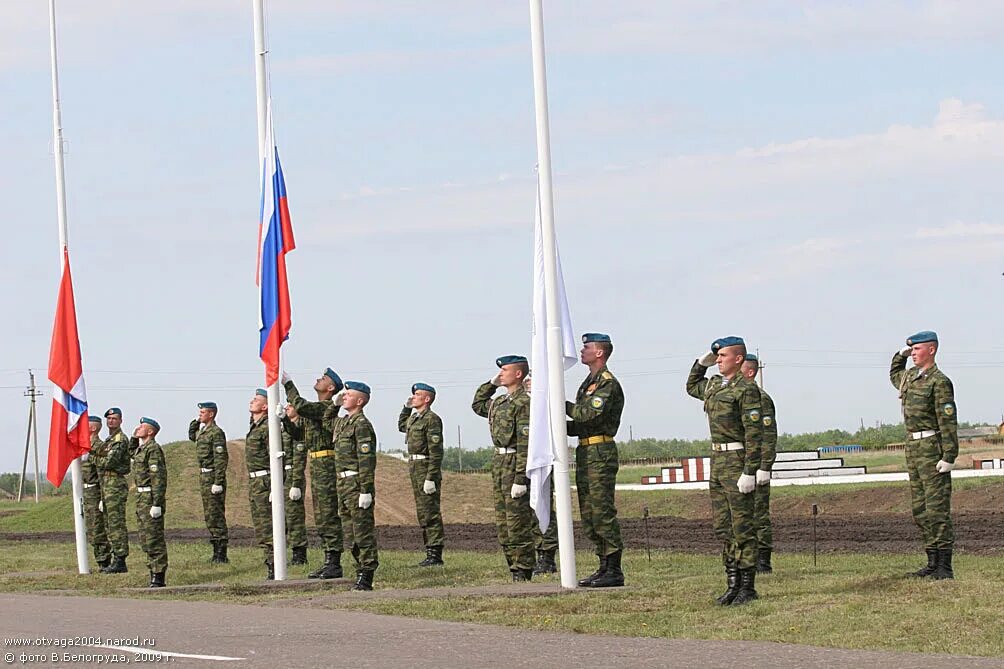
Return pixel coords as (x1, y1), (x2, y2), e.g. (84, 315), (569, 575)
(629, 425), (634, 442)
(457, 425), (463, 471)
(756, 348), (765, 389)
(18, 370), (43, 503)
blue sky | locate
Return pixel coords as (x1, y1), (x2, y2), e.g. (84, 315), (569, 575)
(3, 1), (1004, 473)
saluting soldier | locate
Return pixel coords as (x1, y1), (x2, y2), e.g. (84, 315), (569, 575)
(130, 418), (168, 588)
(472, 355), (535, 582)
(329, 381), (379, 591)
(398, 382), (446, 567)
(687, 336), (764, 606)
(890, 330), (958, 580)
(281, 404), (309, 566)
(188, 401), (229, 564)
(82, 416), (111, 570)
(246, 389), (275, 580)
(96, 407), (130, 574)
(741, 353), (777, 574)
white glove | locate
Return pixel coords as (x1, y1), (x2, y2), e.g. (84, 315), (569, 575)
(899, 346), (912, 356)
(98, 500), (104, 513)
(358, 493), (373, 509)
(289, 487), (302, 501)
(510, 483), (527, 499)
(275, 403), (286, 418)
(268, 492), (272, 503)
(755, 470), (771, 485)
(737, 474), (756, 494)
(490, 373), (502, 387)
(150, 506), (162, 519)
(423, 480), (436, 495)
(281, 370), (291, 384)
(935, 460), (954, 474)
(698, 351), (716, 367)
(211, 484), (223, 495)
(80, 452), (90, 462)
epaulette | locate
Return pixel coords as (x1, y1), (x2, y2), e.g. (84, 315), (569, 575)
(601, 371), (613, 381)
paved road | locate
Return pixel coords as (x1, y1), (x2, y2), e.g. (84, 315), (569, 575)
(0, 593), (999, 668)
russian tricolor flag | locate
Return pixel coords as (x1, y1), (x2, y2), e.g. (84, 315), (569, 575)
(47, 248), (90, 486)
(257, 100), (295, 386)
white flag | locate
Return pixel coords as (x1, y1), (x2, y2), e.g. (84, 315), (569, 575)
(527, 186), (577, 533)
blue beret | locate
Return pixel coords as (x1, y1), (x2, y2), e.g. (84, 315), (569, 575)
(88, 415), (103, 424)
(744, 353), (758, 362)
(324, 368), (344, 392)
(582, 332), (611, 344)
(344, 381), (371, 395)
(104, 407), (122, 418)
(412, 382), (436, 395)
(496, 355), (528, 368)
(198, 401), (218, 411)
(712, 336), (745, 352)
(906, 331), (938, 346)
(255, 388), (268, 398)
(140, 417), (160, 431)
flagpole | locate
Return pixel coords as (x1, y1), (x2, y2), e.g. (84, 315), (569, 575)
(252, 0), (288, 581)
(528, 0), (576, 589)
(48, 0), (88, 575)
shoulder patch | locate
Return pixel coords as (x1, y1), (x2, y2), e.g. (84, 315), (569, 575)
(590, 396), (605, 409)
(601, 371), (613, 380)
(762, 416), (773, 427)
(215, 445), (224, 453)
(430, 435), (441, 444)
(748, 409), (761, 423)
(359, 442), (372, 454)
(943, 403), (955, 417)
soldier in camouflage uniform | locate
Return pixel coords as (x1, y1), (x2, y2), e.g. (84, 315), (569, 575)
(398, 382), (446, 567)
(741, 353), (777, 574)
(96, 407), (130, 574)
(188, 401), (229, 564)
(246, 389), (275, 579)
(329, 381), (379, 591)
(566, 333), (626, 588)
(130, 418), (168, 588)
(472, 355), (535, 582)
(523, 374), (557, 575)
(687, 336), (763, 606)
(890, 330), (958, 580)
(281, 405), (309, 566)
(82, 416), (111, 570)
(283, 368), (343, 579)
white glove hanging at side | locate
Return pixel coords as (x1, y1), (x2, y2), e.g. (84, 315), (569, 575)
(755, 470), (771, 486)
(935, 460), (954, 474)
(510, 483), (527, 499)
(423, 480), (436, 495)
(211, 484), (223, 495)
(289, 487), (302, 501)
(358, 493), (373, 509)
(737, 474), (756, 494)
(150, 506), (163, 519)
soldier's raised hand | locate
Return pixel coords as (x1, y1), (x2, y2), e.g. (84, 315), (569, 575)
(698, 351), (716, 367)
(405, 396), (414, 409)
(281, 370), (291, 384)
(899, 345), (912, 357)
(490, 372), (503, 387)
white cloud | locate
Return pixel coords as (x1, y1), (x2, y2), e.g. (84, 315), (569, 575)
(916, 221), (1004, 238)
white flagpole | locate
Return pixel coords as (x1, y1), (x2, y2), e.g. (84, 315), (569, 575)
(48, 0), (88, 576)
(528, 0), (576, 589)
(252, 0), (288, 581)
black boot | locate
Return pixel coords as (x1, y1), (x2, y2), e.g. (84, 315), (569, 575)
(578, 555), (607, 587)
(730, 567), (759, 605)
(309, 550), (343, 579)
(215, 541), (229, 564)
(533, 549), (557, 575)
(931, 548), (954, 580)
(589, 551), (625, 588)
(265, 558), (275, 581)
(100, 556), (127, 574)
(756, 549), (773, 574)
(209, 540), (219, 563)
(149, 570), (166, 588)
(908, 549), (938, 578)
(290, 546), (308, 566)
(351, 570), (374, 591)
(96, 558), (111, 570)
(716, 558), (740, 605)
(511, 568), (533, 582)
(418, 546), (444, 567)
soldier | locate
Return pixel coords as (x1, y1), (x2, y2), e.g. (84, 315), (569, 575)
(565, 333), (626, 588)
(246, 389), (275, 579)
(524, 374), (557, 575)
(130, 418), (168, 588)
(281, 404), (309, 566)
(890, 330), (958, 580)
(472, 355), (535, 582)
(96, 407), (130, 574)
(398, 382), (445, 567)
(741, 353), (777, 574)
(329, 381), (379, 591)
(82, 416), (111, 570)
(282, 368), (343, 579)
(188, 401), (229, 564)
(687, 336), (763, 606)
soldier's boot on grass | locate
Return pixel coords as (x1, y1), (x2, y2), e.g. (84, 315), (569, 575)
(290, 546), (308, 566)
(97, 558), (111, 570)
(589, 551), (625, 588)
(716, 558), (740, 606)
(729, 568), (759, 606)
(216, 541), (229, 564)
(931, 549), (954, 580)
(309, 550), (343, 579)
(149, 570), (166, 588)
(909, 549), (938, 578)
(209, 540), (220, 564)
(511, 568), (533, 583)
(578, 554), (607, 587)
(533, 549), (557, 576)
(265, 558), (275, 581)
(756, 549), (773, 574)
(351, 570), (374, 591)
(418, 546), (444, 567)
(100, 556), (127, 574)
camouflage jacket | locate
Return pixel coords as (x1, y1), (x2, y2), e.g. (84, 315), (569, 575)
(284, 381), (335, 452)
(281, 419), (307, 488)
(330, 411), (377, 495)
(565, 365), (625, 439)
(686, 360), (763, 475)
(398, 407), (445, 480)
(188, 420), (228, 486)
(759, 389), (778, 470)
(890, 352), (959, 463)
(130, 438), (167, 509)
(83, 432), (102, 485)
(245, 415), (271, 474)
(97, 429), (132, 476)
(472, 383), (530, 486)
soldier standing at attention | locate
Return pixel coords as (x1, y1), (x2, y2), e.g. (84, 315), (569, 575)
(281, 404), (309, 566)
(472, 355), (535, 582)
(740, 353), (777, 574)
(96, 407), (130, 574)
(398, 382), (446, 567)
(82, 416), (111, 570)
(687, 336), (763, 606)
(130, 418), (168, 588)
(567, 333), (626, 588)
(890, 330), (958, 580)
(524, 374), (557, 576)
(331, 381), (379, 591)
(188, 401), (229, 564)
(284, 368), (343, 579)
(246, 389), (275, 580)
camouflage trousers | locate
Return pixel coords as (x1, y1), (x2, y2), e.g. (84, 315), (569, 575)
(709, 450), (757, 569)
(906, 435), (954, 549)
(532, 475), (558, 552)
(283, 467), (307, 550)
(101, 473), (130, 558)
(409, 462), (444, 548)
(575, 442), (623, 557)
(83, 482), (111, 564)
(247, 476), (273, 559)
(309, 456), (343, 552)
(491, 453), (534, 571)
(199, 473), (228, 541)
(753, 481), (772, 552)
(135, 493), (168, 572)
(336, 475), (378, 572)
